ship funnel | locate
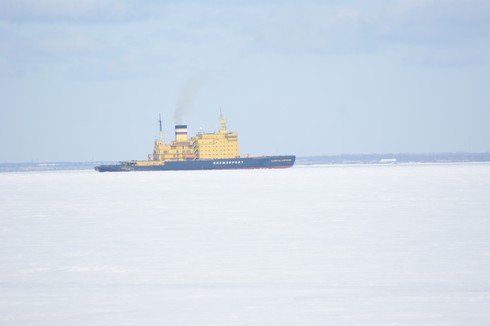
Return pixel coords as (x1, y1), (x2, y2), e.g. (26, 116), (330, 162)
(175, 125), (188, 142)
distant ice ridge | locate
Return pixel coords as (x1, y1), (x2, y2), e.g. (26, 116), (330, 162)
(0, 162), (115, 172)
(296, 152), (490, 165)
(1, 164), (490, 325)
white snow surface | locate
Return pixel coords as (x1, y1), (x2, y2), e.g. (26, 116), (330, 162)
(1, 164), (490, 325)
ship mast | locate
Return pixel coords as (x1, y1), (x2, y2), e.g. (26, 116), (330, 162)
(158, 113), (163, 144)
(219, 108), (227, 134)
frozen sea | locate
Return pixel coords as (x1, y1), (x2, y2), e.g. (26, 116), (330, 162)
(1, 163), (490, 325)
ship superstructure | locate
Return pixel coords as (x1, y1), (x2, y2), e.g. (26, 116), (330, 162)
(151, 112), (238, 162)
(95, 112), (294, 172)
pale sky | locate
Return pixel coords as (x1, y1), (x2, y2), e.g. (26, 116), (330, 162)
(1, 0), (489, 162)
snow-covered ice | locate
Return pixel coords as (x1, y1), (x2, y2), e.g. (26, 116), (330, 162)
(1, 163), (490, 325)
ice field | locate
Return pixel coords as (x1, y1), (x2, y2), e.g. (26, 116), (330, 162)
(1, 163), (490, 325)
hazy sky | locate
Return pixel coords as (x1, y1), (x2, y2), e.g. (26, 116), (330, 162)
(1, 0), (489, 162)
